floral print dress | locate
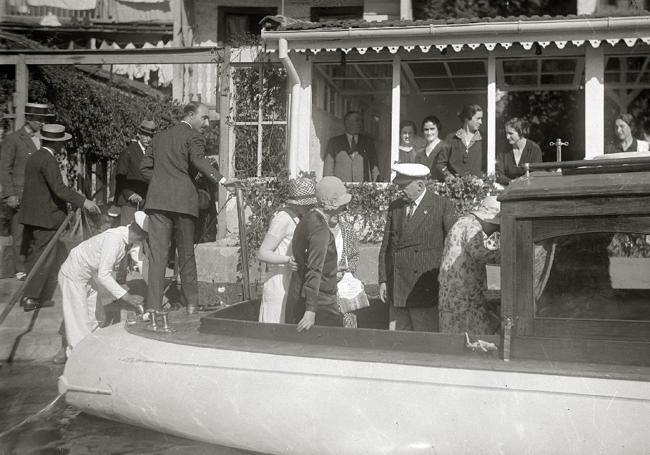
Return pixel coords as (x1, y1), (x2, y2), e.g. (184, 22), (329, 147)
(438, 215), (500, 334)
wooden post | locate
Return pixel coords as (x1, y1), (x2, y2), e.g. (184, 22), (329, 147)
(217, 47), (232, 240)
(293, 53), (312, 175)
(487, 53), (496, 174)
(585, 45), (605, 159)
(235, 185), (251, 301)
(14, 55), (28, 131)
(390, 55), (401, 177)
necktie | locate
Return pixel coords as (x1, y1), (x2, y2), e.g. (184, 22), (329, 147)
(408, 202), (416, 219)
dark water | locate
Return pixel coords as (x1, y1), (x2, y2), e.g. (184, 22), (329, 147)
(0, 363), (257, 455)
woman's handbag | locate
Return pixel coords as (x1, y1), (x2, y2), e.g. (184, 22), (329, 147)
(337, 270), (370, 313)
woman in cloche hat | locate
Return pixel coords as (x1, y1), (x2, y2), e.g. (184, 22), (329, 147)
(438, 195), (501, 335)
(257, 177), (317, 323)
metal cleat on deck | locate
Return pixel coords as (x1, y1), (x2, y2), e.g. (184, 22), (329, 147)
(142, 309), (176, 333)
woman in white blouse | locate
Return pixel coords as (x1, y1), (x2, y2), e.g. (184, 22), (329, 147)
(257, 178), (317, 323)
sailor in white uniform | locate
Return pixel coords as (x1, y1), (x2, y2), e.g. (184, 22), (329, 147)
(59, 211), (149, 350)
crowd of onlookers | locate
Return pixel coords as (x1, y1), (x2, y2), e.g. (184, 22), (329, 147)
(257, 105), (650, 335)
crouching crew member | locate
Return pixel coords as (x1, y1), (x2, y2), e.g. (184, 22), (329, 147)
(59, 211), (149, 350)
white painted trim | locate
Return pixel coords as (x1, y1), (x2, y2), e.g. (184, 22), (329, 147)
(585, 46), (605, 159)
(391, 55), (401, 174)
(487, 53), (496, 175)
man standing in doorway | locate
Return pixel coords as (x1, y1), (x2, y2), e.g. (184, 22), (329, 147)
(141, 102), (225, 316)
(378, 163), (457, 332)
(323, 111), (380, 182)
(0, 103), (55, 280)
(18, 124), (100, 312)
(115, 119), (156, 225)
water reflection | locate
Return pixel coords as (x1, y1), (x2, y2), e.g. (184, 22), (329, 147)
(0, 363), (258, 455)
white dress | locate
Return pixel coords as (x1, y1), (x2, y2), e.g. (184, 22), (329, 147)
(259, 210), (299, 323)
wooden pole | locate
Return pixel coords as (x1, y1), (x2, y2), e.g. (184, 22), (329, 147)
(14, 55), (28, 131)
(217, 47), (231, 240)
(0, 212), (74, 327)
(234, 185), (251, 301)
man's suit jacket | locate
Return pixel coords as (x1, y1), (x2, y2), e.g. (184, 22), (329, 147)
(141, 122), (222, 218)
(18, 148), (85, 229)
(115, 140), (148, 206)
(323, 133), (380, 182)
(378, 190), (457, 308)
(0, 127), (39, 199)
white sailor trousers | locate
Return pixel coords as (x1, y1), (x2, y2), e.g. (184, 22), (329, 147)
(58, 267), (100, 349)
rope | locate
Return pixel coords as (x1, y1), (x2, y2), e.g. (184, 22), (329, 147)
(0, 393), (65, 439)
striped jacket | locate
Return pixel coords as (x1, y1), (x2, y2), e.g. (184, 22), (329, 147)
(378, 190), (457, 308)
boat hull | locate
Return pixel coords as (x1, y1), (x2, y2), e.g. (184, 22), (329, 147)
(61, 323), (650, 455)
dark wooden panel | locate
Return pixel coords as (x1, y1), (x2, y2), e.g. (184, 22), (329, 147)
(512, 336), (650, 367)
(533, 318), (650, 340)
(532, 215), (650, 241)
(500, 171), (650, 201)
(504, 196), (650, 219)
(200, 314), (499, 356)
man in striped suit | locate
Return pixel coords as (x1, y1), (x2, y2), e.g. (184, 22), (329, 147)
(378, 163), (457, 332)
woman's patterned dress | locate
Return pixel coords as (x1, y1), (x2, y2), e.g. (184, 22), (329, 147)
(438, 215), (500, 334)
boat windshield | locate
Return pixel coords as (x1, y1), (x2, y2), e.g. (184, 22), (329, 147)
(534, 232), (650, 322)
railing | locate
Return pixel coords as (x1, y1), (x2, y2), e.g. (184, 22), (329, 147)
(2, 0), (172, 24)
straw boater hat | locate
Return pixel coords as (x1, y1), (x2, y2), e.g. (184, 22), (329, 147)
(138, 119), (156, 136)
(38, 124), (71, 142)
(133, 211), (149, 232)
(286, 178), (317, 206)
(472, 195), (501, 225)
(391, 163), (430, 185)
(25, 103), (54, 118)
(315, 176), (351, 211)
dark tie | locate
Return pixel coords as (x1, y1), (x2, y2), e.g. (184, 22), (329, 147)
(407, 202), (416, 219)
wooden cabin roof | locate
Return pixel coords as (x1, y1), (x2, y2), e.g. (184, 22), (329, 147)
(499, 170), (650, 201)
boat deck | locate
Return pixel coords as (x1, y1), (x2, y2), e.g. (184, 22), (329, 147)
(126, 308), (650, 383)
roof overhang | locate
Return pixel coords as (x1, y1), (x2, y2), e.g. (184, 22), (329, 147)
(262, 16), (650, 54)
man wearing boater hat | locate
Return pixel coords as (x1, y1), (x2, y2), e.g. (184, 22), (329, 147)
(0, 103), (54, 280)
(18, 124), (100, 311)
(378, 163), (457, 332)
(115, 119), (156, 225)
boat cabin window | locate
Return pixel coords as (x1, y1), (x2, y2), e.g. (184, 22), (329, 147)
(534, 232), (650, 324)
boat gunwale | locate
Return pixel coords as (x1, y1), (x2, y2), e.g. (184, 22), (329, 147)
(124, 312), (650, 383)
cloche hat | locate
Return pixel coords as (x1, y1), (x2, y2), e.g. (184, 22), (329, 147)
(472, 195), (501, 225)
(286, 178), (317, 206)
(315, 176), (351, 211)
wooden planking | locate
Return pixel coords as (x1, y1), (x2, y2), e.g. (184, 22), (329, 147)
(0, 48), (223, 66)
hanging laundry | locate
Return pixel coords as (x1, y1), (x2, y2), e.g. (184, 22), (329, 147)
(27, 0), (96, 9)
(109, 42), (132, 77)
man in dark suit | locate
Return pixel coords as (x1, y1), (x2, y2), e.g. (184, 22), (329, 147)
(18, 124), (100, 311)
(323, 111), (380, 182)
(378, 163), (457, 332)
(0, 103), (55, 279)
(115, 119), (156, 225)
(141, 102), (224, 316)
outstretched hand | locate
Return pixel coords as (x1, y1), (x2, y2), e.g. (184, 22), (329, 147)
(297, 311), (316, 332)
